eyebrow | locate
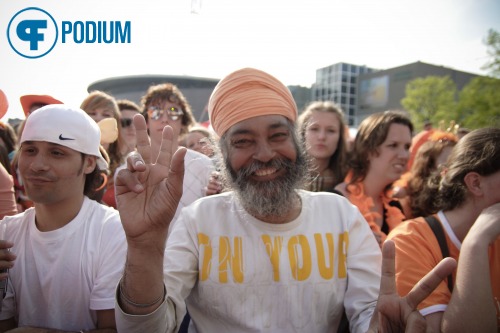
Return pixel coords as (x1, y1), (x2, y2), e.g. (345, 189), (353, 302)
(229, 121), (289, 136)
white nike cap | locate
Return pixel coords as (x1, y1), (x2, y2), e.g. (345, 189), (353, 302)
(20, 104), (109, 170)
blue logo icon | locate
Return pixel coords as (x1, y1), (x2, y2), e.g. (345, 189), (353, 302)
(7, 7), (58, 59)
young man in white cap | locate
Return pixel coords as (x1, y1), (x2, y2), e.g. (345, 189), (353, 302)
(114, 68), (456, 333)
(0, 105), (126, 332)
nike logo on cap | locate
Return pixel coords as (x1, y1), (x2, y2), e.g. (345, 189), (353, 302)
(59, 134), (75, 141)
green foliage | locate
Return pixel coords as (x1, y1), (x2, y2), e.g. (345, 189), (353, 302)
(401, 76), (458, 130)
(456, 76), (500, 129)
(481, 29), (500, 78)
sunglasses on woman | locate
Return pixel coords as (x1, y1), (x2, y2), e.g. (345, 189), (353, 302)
(147, 106), (184, 121)
(120, 118), (133, 128)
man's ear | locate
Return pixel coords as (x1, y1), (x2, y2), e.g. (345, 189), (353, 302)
(84, 155), (97, 175)
(463, 172), (482, 196)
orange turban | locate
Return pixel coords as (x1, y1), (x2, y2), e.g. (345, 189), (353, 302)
(208, 68), (297, 136)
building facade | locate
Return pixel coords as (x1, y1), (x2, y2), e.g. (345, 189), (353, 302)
(312, 62), (375, 126)
(356, 61), (478, 124)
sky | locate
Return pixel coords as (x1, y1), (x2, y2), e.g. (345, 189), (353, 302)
(1, 0), (499, 121)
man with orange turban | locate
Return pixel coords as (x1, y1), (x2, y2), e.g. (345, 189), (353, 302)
(114, 68), (456, 333)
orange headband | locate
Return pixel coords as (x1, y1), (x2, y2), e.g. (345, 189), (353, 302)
(208, 68), (297, 136)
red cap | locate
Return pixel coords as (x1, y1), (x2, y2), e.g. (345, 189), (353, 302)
(0, 89), (8, 119)
(20, 94), (63, 116)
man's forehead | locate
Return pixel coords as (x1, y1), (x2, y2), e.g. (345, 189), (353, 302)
(227, 115), (290, 135)
(22, 140), (77, 151)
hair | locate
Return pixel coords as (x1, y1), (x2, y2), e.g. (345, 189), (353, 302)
(407, 138), (457, 217)
(80, 91), (124, 177)
(297, 101), (348, 187)
(0, 144), (11, 175)
(348, 110), (414, 186)
(117, 99), (141, 113)
(141, 83), (196, 136)
(422, 127), (500, 212)
(84, 147), (111, 201)
(0, 121), (18, 155)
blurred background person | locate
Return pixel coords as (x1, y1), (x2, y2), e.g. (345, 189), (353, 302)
(388, 127), (500, 333)
(397, 131), (458, 218)
(336, 110), (413, 246)
(184, 125), (216, 158)
(81, 90), (124, 208)
(117, 99), (141, 156)
(297, 101), (348, 193)
(0, 89), (17, 218)
(140, 83), (214, 226)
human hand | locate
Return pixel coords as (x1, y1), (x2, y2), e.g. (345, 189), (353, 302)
(0, 239), (15, 281)
(115, 114), (186, 249)
(367, 240), (457, 333)
(205, 171), (223, 196)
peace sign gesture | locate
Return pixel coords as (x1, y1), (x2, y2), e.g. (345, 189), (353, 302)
(367, 240), (457, 333)
(115, 114), (186, 250)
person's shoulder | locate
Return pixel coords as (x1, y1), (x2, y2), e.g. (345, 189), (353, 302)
(185, 149), (213, 165)
(298, 189), (353, 210)
(333, 182), (348, 196)
(84, 197), (121, 223)
(387, 216), (430, 240)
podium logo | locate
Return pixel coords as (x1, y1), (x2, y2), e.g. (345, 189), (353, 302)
(7, 7), (131, 59)
(7, 7), (58, 59)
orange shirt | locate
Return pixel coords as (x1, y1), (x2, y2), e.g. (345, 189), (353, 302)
(388, 214), (500, 327)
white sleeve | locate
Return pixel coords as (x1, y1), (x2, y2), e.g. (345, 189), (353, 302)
(115, 214), (199, 333)
(344, 207), (382, 333)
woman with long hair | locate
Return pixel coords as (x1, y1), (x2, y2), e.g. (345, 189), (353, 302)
(335, 110), (413, 246)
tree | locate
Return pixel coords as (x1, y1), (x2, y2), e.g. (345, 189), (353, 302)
(456, 76), (500, 129)
(481, 29), (500, 78)
(401, 76), (458, 130)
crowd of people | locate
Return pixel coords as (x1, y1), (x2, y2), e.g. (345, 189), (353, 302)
(0, 66), (497, 333)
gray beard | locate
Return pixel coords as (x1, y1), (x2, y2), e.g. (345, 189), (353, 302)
(222, 155), (308, 218)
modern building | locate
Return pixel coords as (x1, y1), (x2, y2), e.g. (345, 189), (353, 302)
(356, 61), (478, 125)
(312, 62), (376, 125)
(87, 75), (220, 123)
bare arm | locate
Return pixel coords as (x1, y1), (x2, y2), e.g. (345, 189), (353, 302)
(441, 203), (500, 333)
(115, 115), (185, 316)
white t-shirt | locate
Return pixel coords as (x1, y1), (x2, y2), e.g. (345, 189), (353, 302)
(0, 197), (127, 331)
(116, 190), (381, 333)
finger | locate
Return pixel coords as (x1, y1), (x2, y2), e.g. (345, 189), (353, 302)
(156, 126), (175, 167)
(0, 240), (13, 249)
(115, 168), (145, 195)
(404, 311), (426, 333)
(133, 114), (152, 164)
(125, 151), (147, 173)
(167, 147), (187, 197)
(379, 240), (396, 296)
(405, 257), (457, 309)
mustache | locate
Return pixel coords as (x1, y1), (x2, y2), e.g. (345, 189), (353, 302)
(236, 158), (294, 179)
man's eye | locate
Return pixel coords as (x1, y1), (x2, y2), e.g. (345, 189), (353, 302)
(232, 139), (252, 147)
